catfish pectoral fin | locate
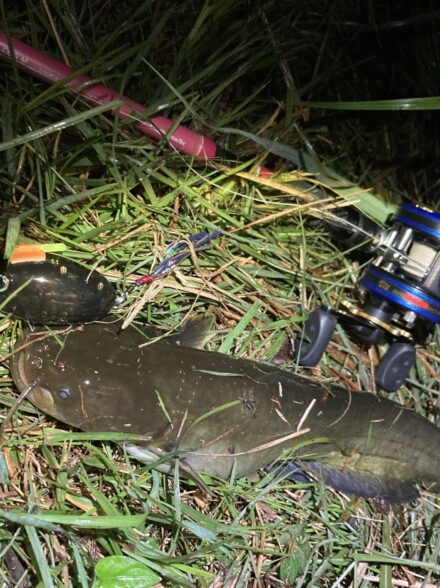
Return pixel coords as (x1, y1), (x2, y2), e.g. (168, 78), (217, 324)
(178, 457), (213, 496)
(125, 443), (212, 495)
(124, 444), (173, 474)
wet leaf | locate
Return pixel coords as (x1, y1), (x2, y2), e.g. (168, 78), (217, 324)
(94, 555), (161, 588)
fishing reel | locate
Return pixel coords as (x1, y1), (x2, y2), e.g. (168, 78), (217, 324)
(295, 203), (440, 392)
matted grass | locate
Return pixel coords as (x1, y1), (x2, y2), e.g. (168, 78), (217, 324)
(0, 2), (439, 586)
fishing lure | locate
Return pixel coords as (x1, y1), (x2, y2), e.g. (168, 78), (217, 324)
(0, 245), (115, 324)
(1, 231), (221, 324)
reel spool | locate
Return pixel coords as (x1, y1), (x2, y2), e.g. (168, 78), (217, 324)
(296, 204), (440, 392)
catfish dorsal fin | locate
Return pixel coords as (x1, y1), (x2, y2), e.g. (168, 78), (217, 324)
(176, 316), (215, 349)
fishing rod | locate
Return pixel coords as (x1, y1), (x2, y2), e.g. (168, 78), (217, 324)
(0, 32), (216, 159)
(1, 31), (439, 393)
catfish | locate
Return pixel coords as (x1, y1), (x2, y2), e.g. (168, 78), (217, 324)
(10, 319), (440, 503)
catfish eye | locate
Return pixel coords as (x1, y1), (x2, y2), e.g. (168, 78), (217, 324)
(56, 388), (71, 400)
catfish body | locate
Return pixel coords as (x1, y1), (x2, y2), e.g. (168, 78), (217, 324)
(10, 320), (440, 502)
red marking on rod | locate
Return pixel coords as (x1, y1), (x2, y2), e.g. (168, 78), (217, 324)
(403, 291), (429, 310)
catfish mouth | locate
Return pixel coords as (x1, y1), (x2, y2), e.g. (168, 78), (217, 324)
(10, 350), (55, 413)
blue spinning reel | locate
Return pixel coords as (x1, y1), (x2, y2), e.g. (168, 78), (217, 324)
(296, 203), (440, 392)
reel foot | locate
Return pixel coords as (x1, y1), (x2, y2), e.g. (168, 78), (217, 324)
(375, 342), (416, 392)
(295, 308), (337, 367)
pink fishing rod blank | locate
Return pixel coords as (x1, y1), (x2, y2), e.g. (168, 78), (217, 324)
(0, 32), (216, 159)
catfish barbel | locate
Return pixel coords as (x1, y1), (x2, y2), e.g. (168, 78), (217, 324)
(10, 319), (440, 503)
